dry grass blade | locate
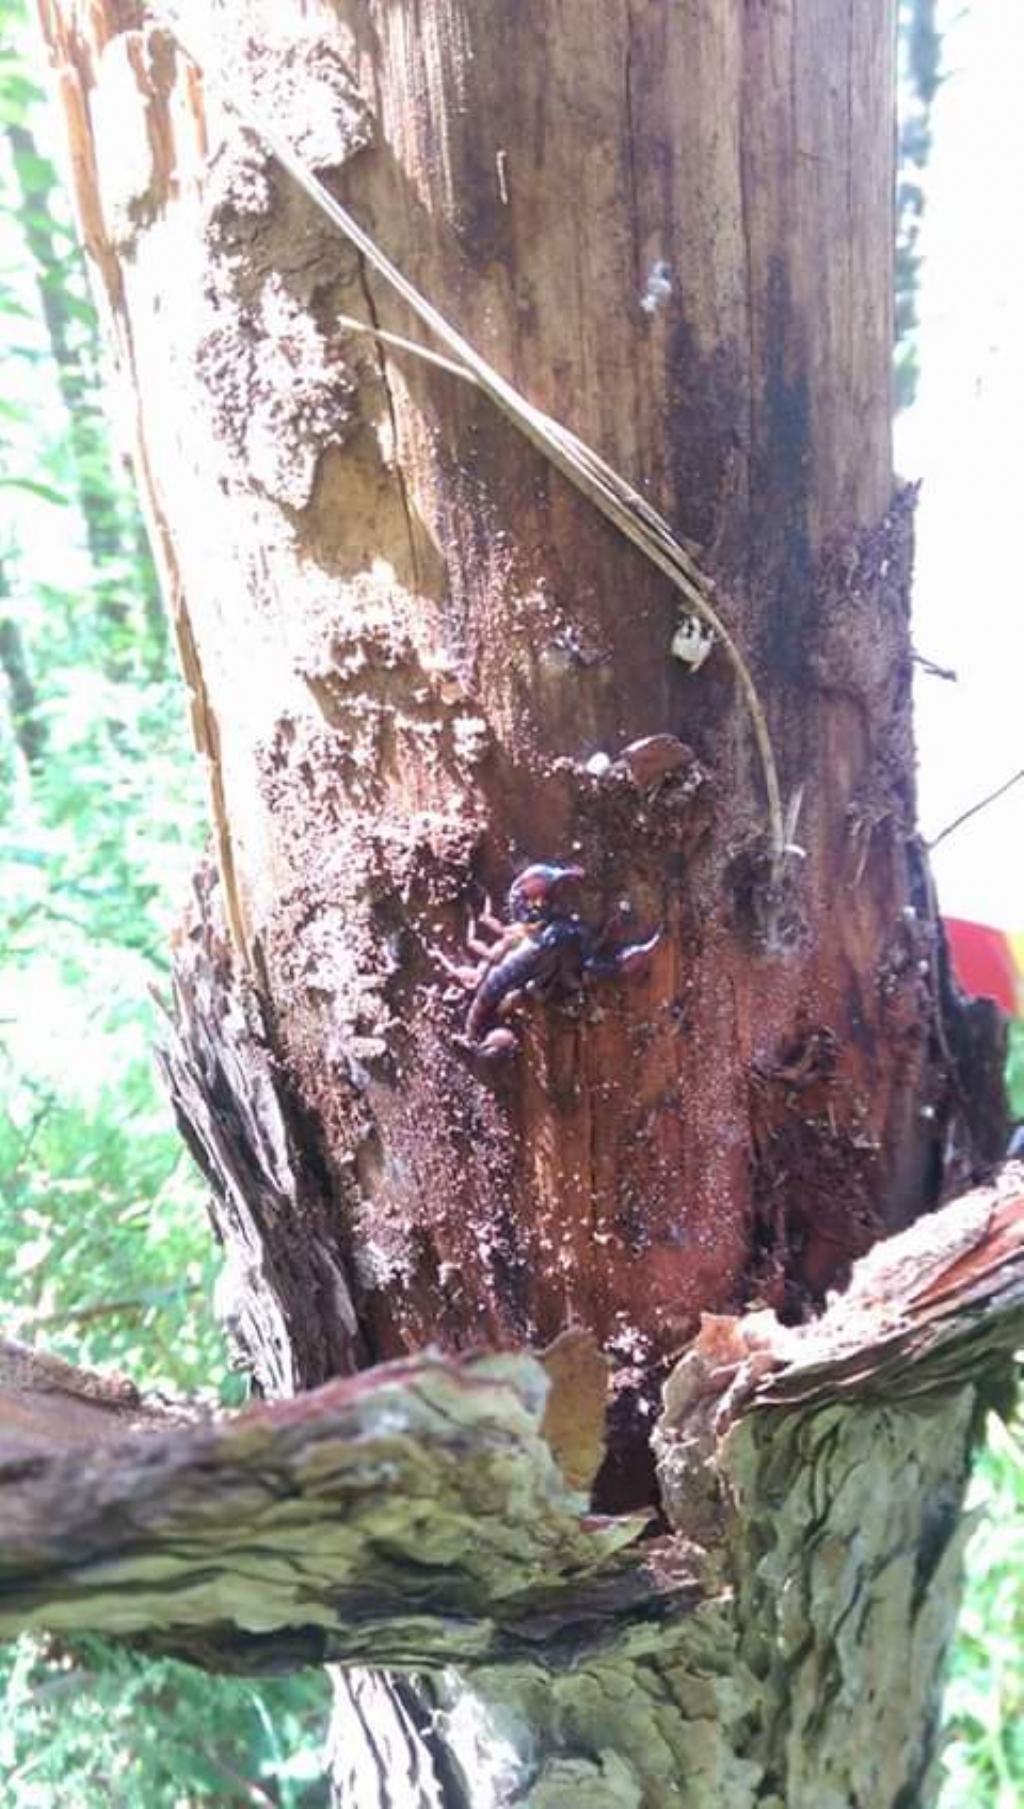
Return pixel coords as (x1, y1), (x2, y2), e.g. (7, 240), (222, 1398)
(155, 10), (786, 860)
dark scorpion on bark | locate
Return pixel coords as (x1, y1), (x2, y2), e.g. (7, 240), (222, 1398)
(435, 863), (661, 1057)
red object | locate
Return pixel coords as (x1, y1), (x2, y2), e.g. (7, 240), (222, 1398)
(944, 918), (1017, 1015)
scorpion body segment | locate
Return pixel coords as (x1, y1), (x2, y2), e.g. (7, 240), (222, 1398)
(464, 918), (588, 1052)
(437, 863), (662, 1058)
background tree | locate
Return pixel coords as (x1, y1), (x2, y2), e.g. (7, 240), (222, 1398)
(0, 1), (330, 1795)
(895, 0), (942, 409)
(0, 0), (1020, 1804)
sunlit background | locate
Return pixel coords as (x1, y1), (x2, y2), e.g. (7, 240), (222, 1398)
(900, 0), (1023, 932)
(0, 0), (1021, 1803)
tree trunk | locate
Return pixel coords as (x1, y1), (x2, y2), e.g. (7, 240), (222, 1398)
(1, 1177), (1022, 1805)
(0, 563), (48, 773)
(31, 1), (1008, 1803)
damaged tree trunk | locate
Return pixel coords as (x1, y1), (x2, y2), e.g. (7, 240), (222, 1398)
(2, 1174), (1023, 1805)
(28, 0), (1010, 1803)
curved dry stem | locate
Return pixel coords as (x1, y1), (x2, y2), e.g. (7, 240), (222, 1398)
(159, 11), (786, 861)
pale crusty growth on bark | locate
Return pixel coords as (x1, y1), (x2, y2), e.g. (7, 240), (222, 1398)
(0, 1175), (1021, 1804)
(0, 1338), (190, 1463)
(30, 2), (1013, 1803)
(34, 0), (988, 1437)
(0, 1351), (645, 1657)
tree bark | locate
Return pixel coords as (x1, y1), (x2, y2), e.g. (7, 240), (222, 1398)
(30, 0), (1009, 1803)
(0, 563), (48, 773)
(1, 1174), (1022, 1804)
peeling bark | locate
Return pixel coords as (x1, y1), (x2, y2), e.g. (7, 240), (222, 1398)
(25, 1), (1013, 1802)
(0, 1175), (1021, 1802)
(39, 0), (1004, 1446)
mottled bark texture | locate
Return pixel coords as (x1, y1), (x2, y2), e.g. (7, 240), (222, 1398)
(30, 0), (1011, 1803)
(1, 1175), (1022, 1806)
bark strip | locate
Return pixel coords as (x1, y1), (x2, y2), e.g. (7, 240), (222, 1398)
(0, 1173), (1020, 1801)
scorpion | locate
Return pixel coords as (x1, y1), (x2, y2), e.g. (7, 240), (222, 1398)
(436, 863), (661, 1057)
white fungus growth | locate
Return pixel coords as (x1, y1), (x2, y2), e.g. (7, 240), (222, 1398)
(640, 258), (673, 315)
(671, 615), (715, 672)
(452, 715), (491, 766)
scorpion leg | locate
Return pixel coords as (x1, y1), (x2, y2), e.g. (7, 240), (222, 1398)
(433, 947), (483, 990)
(468, 892), (505, 948)
(471, 1026), (520, 1058)
(465, 922), (498, 961)
(476, 910), (506, 941)
(460, 987), (525, 1059)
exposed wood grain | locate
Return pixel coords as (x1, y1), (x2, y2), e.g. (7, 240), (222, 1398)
(27, 4), (1015, 1799)
(35, 0), (1006, 1516)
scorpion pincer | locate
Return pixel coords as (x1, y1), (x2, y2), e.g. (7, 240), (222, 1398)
(437, 862), (661, 1058)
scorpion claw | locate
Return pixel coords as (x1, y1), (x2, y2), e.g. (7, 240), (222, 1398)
(615, 927), (663, 976)
(584, 926), (663, 980)
(436, 865), (660, 1058)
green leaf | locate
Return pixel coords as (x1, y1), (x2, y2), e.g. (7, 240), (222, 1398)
(0, 476), (68, 506)
(0, 73), (45, 121)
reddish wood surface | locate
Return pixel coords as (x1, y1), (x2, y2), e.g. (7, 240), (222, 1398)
(36, 1), (1004, 1509)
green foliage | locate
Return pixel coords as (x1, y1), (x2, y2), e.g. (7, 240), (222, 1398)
(0, 1041), (225, 1393)
(1, 1639), (329, 1808)
(896, 0), (943, 411)
(0, 4), (330, 1798)
(938, 1012), (1024, 1807)
(939, 1412), (1024, 1809)
(0, 0), (208, 1389)
(0, 0), (1017, 1802)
